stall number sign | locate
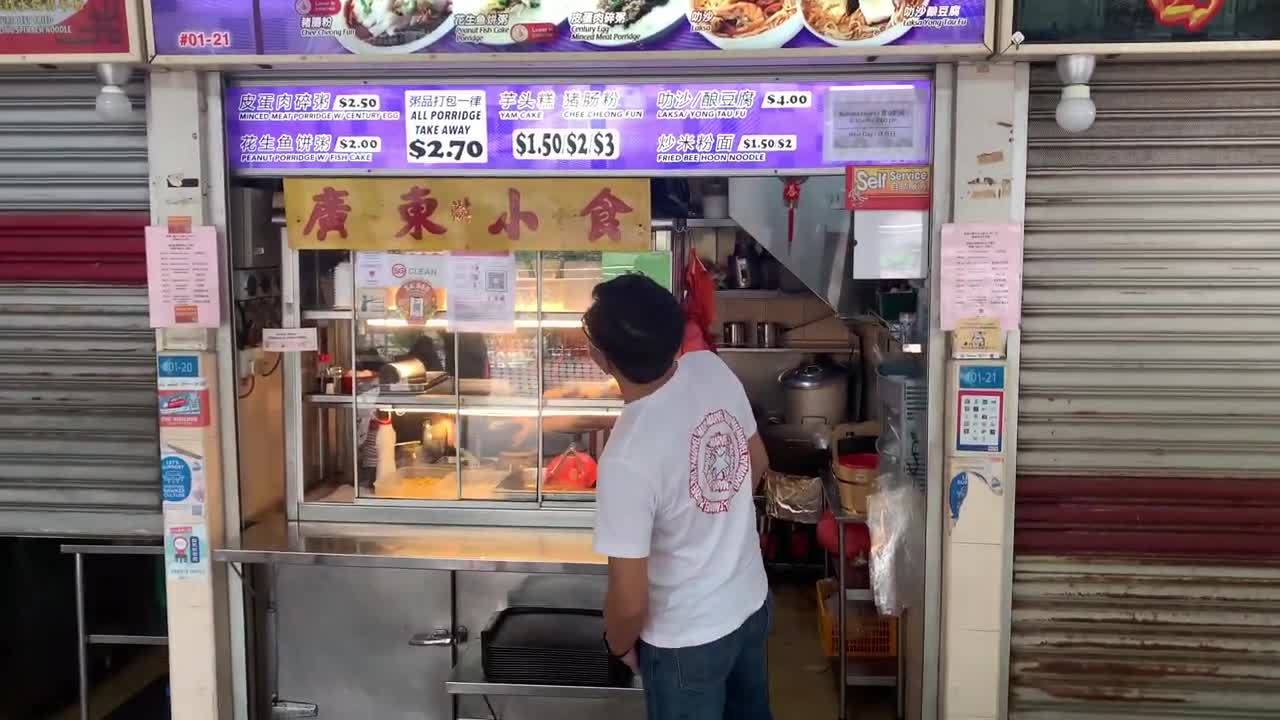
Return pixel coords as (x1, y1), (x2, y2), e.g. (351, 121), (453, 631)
(956, 365), (1005, 454)
(157, 354), (211, 428)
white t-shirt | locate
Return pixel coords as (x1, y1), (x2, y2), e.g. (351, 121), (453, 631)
(593, 351), (768, 648)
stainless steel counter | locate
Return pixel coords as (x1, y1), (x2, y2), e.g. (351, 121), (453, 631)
(215, 515), (607, 574)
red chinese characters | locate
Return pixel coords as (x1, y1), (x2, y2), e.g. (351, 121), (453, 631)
(579, 188), (634, 244)
(488, 188), (539, 241)
(303, 186), (351, 242)
(1147, 0), (1224, 31)
(396, 186), (447, 240)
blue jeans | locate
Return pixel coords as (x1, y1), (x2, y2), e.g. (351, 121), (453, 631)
(637, 598), (773, 720)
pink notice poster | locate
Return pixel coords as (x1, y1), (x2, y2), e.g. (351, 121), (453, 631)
(145, 226), (221, 329)
(940, 223), (1024, 331)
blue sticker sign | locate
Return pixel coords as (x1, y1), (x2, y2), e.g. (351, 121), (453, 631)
(158, 355), (200, 379)
(959, 365), (1005, 391)
(161, 455), (193, 503)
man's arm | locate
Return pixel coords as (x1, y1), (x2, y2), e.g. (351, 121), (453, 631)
(604, 556), (649, 657)
(749, 433), (770, 492)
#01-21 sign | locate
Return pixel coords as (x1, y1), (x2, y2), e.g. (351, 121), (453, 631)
(284, 177), (652, 252)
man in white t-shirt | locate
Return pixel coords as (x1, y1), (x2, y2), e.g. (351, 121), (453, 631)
(584, 274), (772, 720)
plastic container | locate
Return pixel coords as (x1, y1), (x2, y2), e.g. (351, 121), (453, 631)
(332, 260), (353, 309)
(832, 452), (877, 515)
(815, 578), (897, 658)
(373, 414), (397, 487)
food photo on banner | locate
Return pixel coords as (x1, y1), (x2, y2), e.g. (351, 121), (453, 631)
(0, 0), (140, 60)
(146, 0), (985, 55)
(1014, 0), (1280, 44)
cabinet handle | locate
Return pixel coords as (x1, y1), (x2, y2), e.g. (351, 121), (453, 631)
(409, 626), (467, 647)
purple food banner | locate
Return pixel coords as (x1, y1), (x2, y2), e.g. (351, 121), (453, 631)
(151, 0), (985, 56)
(226, 80), (933, 174)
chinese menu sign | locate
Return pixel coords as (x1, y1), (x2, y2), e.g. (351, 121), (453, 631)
(1, 0), (140, 62)
(227, 80), (933, 175)
(939, 223), (1023, 331)
(148, 0), (986, 58)
(145, 225), (222, 329)
(283, 177), (651, 252)
(1014, 0), (1279, 43)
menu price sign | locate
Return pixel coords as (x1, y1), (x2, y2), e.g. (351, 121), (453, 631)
(227, 80), (934, 175)
(145, 226), (221, 329)
(513, 129), (621, 161)
(405, 89), (489, 165)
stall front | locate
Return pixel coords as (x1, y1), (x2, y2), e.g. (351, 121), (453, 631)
(138, 0), (992, 716)
(213, 72), (943, 720)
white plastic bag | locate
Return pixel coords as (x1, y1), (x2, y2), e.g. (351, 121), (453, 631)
(866, 480), (924, 616)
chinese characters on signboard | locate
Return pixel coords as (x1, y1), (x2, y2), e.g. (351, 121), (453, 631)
(283, 177), (651, 252)
(226, 80), (934, 175)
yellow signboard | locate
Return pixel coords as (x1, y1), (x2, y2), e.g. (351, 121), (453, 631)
(284, 177), (651, 252)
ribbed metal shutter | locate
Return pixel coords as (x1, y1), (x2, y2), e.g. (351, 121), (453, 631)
(0, 286), (159, 537)
(0, 69), (148, 211)
(0, 70), (158, 537)
(1012, 61), (1280, 718)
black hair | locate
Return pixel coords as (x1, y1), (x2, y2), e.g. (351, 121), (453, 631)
(582, 274), (683, 385)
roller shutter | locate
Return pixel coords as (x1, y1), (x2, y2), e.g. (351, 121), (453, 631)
(0, 70), (148, 211)
(1011, 61), (1280, 718)
(0, 70), (157, 537)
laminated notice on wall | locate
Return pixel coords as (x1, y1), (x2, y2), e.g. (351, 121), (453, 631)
(445, 253), (516, 333)
(145, 226), (221, 329)
(940, 223), (1023, 331)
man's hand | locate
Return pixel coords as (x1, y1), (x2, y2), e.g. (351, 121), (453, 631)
(619, 647), (639, 674)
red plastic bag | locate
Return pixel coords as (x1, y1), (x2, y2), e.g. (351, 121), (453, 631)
(545, 446), (599, 490)
(680, 247), (716, 356)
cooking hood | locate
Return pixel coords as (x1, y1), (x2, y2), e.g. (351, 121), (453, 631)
(728, 176), (927, 318)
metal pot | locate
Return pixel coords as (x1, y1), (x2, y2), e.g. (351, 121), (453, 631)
(779, 360), (849, 426)
(756, 322), (785, 348)
(723, 321), (748, 347)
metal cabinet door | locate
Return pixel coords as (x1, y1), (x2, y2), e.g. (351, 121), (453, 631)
(273, 564), (454, 720)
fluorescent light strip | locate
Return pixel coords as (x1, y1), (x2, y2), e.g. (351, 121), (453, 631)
(365, 318), (581, 329)
(377, 406), (620, 418)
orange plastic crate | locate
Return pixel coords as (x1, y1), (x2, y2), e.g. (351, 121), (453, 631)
(816, 578), (898, 659)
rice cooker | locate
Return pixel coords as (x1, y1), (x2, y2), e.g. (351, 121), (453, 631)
(779, 359), (849, 427)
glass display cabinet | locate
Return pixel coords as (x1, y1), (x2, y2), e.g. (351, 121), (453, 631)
(282, 236), (672, 518)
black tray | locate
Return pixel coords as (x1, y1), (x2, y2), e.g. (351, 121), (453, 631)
(481, 607), (633, 688)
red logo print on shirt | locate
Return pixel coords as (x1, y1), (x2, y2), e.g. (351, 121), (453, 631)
(688, 409), (750, 514)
